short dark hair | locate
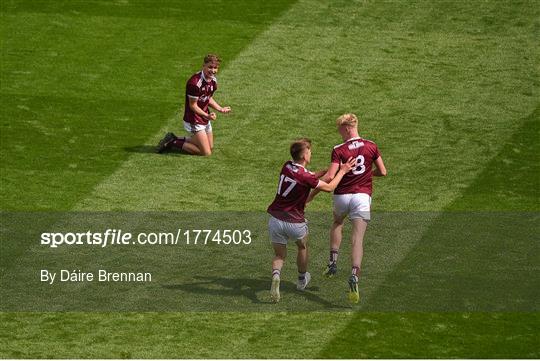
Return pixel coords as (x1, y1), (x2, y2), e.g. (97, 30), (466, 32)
(290, 138), (312, 162)
(203, 54), (221, 65)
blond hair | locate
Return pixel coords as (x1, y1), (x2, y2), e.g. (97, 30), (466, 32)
(336, 113), (358, 127)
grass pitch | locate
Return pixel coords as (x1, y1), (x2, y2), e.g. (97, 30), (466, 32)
(1, 0), (539, 358)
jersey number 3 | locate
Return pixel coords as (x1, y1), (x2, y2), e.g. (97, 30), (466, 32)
(277, 175), (297, 197)
(352, 155), (366, 175)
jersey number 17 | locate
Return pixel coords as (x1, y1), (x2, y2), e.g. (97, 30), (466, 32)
(277, 175), (297, 197)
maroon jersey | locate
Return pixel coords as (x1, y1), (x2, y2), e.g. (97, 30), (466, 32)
(183, 71), (217, 125)
(267, 161), (320, 223)
(331, 137), (380, 195)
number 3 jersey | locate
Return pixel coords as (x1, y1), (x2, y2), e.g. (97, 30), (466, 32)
(331, 137), (381, 196)
(267, 161), (321, 223)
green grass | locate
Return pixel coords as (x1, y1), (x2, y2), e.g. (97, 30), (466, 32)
(319, 313), (540, 359)
(2, 312), (538, 359)
(1, 0), (539, 358)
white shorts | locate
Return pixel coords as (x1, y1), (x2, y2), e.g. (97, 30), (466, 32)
(268, 216), (308, 245)
(333, 193), (371, 221)
(183, 121), (212, 134)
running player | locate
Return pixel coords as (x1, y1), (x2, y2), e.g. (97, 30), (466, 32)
(267, 138), (355, 302)
(157, 54), (231, 155)
(314, 113), (387, 304)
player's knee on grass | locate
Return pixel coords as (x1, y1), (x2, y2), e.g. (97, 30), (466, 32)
(198, 142), (212, 156)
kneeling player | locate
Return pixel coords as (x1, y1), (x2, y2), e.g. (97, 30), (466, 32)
(157, 54), (231, 156)
(266, 138), (355, 302)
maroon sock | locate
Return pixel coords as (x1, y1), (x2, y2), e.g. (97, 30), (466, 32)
(170, 137), (185, 150)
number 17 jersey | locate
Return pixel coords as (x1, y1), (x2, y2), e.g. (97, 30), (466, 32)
(267, 161), (320, 223)
(332, 137), (380, 196)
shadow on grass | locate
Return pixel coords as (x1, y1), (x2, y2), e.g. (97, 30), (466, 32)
(163, 275), (349, 309)
(124, 145), (157, 154)
(124, 145), (186, 156)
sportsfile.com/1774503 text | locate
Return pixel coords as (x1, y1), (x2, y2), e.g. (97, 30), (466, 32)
(40, 229), (253, 248)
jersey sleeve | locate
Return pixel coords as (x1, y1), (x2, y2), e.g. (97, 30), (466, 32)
(372, 143), (381, 161)
(186, 82), (201, 99)
(331, 148), (341, 164)
(301, 171), (320, 189)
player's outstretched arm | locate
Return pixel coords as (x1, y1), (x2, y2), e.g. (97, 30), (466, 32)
(373, 156), (387, 177)
(209, 97), (231, 114)
(306, 162), (340, 203)
(313, 169), (328, 178)
(320, 162), (340, 183)
(316, 157), (355, 192)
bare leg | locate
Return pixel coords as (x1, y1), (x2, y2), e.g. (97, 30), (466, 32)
(187, 131), (212, 156)
(270, 242), (286, 302)
(181, 141), (202, 155)
(350, 218), (368, 273)
(347, 218), (366, 303)
(329, 212), (346, 261)
(207, 131), (214, 152)
(272, 243), (287, 272)
(295, 235), (311, 290)
(295, 236), (308, 273)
